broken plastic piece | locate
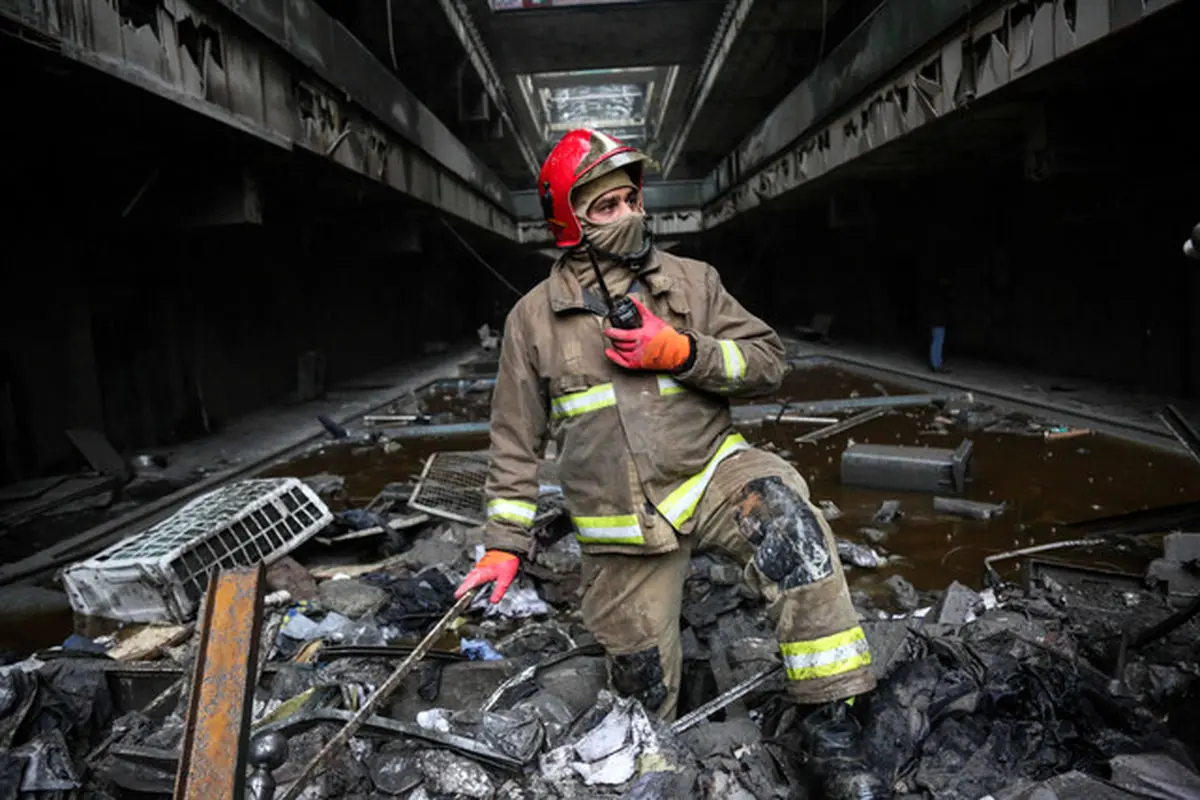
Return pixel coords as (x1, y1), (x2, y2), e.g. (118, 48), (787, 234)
(472, 586), (549, 619)
(933, 497), (1006, 520)
(836, 539), (886, 569)
(840, 440), (973, 495)
(873, 500), (903, 524)
(460, 638), (503, 661)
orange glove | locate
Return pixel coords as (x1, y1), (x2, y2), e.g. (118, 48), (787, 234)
(603, 296), (692, 372)
(455, 550), (520, 604)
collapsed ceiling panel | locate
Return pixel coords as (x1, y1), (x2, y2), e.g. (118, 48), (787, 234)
(520, 66), (676, 151)
(489, 0), (658, 10)
(544, 83), (647, 130)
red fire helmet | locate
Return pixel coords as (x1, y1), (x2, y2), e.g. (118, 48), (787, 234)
(537, 128), (651, 248)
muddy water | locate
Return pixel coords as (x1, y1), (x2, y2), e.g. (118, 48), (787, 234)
(262, 434), (491, 508)
(417, 380), (494, 422)
(265, 364), (1200, 598)
(12, 363), (1192, 656)
(752, 366), (1200, 596)
(765, 363), (921, 404)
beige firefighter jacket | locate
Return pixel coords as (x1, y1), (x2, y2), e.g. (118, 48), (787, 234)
(483, 248), (787, 558)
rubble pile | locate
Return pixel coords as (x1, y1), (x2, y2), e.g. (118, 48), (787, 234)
(0, 369), (1198, 798)
(1, 506), (1198, 798)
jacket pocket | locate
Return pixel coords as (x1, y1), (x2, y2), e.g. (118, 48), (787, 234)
(548, 374), (617, 429)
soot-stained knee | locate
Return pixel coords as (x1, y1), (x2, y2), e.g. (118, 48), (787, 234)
(733, 476), (834, 590)
(611, 647), (668, 712)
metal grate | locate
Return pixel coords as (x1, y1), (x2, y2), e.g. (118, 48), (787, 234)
(408, 451), (491, 526)
(408, 451), (561, 527)
(63, 478), (332, 623)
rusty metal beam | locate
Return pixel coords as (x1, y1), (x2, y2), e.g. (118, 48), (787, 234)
(0, 0), (518, 240)
(174, 565), (266, 800)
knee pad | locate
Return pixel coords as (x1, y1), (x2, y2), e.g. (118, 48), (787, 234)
(733, 476), (834, 590)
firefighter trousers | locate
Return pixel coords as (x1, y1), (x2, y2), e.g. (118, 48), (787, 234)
(580, 448), (876, 721)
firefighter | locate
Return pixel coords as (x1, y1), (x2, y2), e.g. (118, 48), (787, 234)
(456, 129), (887, 799)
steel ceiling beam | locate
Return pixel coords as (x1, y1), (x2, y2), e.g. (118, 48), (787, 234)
(209, 0), (515, 211)
(660, 0), (757, 177)
(511, 180), (703, 220)
(531, 66), (663, 88)
(0, 0), (519, 238)
(434, 0), (543, 177)
(700, 0), (990, 204)
(700, 0), (1187, 228)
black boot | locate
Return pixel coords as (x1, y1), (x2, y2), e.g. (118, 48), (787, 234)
(798, 699), (890, 800)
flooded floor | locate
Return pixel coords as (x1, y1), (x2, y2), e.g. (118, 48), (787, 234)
(263, 363), (1200, 598)
(262, 433), (491, 509)
(6, 363), (1198, 654)
(764, 362), (921, 405)
(765, 367), (1200, 590)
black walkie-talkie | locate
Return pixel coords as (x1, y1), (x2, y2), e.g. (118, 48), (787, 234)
(608, 295), (642, 329)
(587, 249), (642, 329)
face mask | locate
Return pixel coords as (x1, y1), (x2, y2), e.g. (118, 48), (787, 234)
(583, 210), (647, 257)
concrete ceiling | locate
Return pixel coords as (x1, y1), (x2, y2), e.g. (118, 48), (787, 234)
(316, 0), (538, 186)
(464, 0), (886, 183)
(467, 0), (727, 74)
(319, 0), (886, 190)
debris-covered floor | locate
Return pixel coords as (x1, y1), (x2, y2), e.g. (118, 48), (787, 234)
(2, 352), (1200, 799)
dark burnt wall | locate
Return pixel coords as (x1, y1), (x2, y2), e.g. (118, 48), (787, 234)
(694, 167), (1200, 398)
(0, 214), (514, 483)
(693, 45), (1200, 399)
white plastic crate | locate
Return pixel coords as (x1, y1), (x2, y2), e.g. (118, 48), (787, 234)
(62, 478), (332, 623)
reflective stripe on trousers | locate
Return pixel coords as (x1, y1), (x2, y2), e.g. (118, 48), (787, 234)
(779, 626), (872, 681)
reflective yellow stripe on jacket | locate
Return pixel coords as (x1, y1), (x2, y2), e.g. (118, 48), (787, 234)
(718, 340), (747, 385)
(656, 432), (750, 529)
(487, 498), (537, 528)
(780, 626), (872, 681)
(573, 514), (644, 545)
(551, 384), (616, 419)
(656, 375), (686, 396)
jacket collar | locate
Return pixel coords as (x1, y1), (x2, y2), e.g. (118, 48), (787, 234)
(548, 248), (676, 314)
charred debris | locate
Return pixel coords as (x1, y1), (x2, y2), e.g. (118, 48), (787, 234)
(1, 353), (1199, 799)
